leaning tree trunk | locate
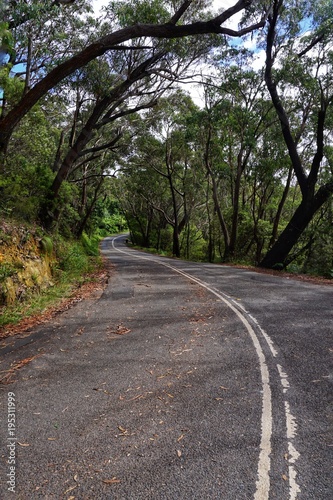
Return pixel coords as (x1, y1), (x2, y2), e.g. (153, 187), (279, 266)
(259, 2), (333, 269)
(259, 183), (333, 269)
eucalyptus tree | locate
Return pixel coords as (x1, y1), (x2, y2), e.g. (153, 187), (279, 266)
(42, 0), (221, 230)
(195, 60), (278, 261)
(258, 0), (333, 268)
(117, 92), (200, 257)
(117, 152), (169, 249)
(0, 0), (95, 119)
(41, 48), (166, 229)
(0, 0), (270, 154)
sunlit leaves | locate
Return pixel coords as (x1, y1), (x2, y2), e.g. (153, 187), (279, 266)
(108, 0), (170, 27)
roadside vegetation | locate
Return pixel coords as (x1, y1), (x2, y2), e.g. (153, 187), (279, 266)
(0, 227), (101, 329)
(0, 0), (332, 307)
(0, 215), (125, 330)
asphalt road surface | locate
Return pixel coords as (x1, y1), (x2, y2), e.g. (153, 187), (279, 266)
(0, 235), (332, 499)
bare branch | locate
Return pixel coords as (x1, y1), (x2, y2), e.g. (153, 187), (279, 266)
(79, 132), (123, 157)
(169, 0), (193, 25)
(298, 32), (326, 58)
(95, 101), (158, 130)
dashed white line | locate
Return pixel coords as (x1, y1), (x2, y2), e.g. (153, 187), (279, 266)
(277, 364), (291, 393)
(110, 236), (301, 499)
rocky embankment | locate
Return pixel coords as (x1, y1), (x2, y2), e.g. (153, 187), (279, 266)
(0, 221), (54, 305)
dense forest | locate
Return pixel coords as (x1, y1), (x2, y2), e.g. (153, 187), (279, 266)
(1, 0), (332, 277)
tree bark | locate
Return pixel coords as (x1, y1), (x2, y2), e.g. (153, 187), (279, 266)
(76, 176), (104, 237)
(260, 181), (333, 268)
(269, 165), (293, 247)
(204, 126), (230, 259)
(259, 1), (333, 269)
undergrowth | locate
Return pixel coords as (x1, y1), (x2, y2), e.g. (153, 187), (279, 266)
(0, 232), (103, 329)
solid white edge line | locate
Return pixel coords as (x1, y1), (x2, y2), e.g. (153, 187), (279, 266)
(111, 236), (272, 499)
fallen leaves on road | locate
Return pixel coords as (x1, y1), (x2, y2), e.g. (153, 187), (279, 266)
(107, 324), (131, 336)
(102, 477), (121, 485)
(0, 355), (40, 384)
(64, 485), (78, 494)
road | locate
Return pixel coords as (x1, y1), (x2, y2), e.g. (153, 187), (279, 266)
(0, 235), (332, 499)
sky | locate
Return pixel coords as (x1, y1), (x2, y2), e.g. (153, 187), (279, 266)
(90, 0), (264, 105)
(91, 0), (264, 67)
(92, 0), (242, 27)
(1, 1), (261, 105)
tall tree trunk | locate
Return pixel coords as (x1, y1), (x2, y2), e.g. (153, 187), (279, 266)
(76, 177), (104, 237)
(259, 1), (333, 268)
(260, 182), (333, 268)
(204, 125), (230, 259)
(269, 165), (293, 247)
(23, 36), (32, 96)
(52, 130), (66, 172)
(144, 206), (153, 247)
(169, 175), (181, 257)
(172, 226), (181, 258)
(229, 150), (244, 258)
(79, 165), (88, 217)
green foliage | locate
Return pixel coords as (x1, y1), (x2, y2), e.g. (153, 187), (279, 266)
(54, 239), (90, 275)
(80, 232), (100, 257)
(91, 198), (128, 237)
(40, 237), (53, 256)
(0, 0), (332, 278)
(0, 66), (24, 104)
(0, 263), (15, 283)
(301, 207), (333, 277)
(0, 101), (59, 222)
(0, 22), (15, 62)
(0, 236), (102, 328)
(109, 0), (169, 26)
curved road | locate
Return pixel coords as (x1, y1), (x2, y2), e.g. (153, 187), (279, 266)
(0, 235), (332, 499)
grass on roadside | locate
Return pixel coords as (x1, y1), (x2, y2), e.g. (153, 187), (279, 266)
(0, 233), (104, 330)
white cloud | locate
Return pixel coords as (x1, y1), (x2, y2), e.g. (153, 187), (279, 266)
(251, 50), (265, 71)
(92, 0), (107, 15)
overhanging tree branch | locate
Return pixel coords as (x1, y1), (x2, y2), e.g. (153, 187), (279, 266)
(79, 132), (123, 157)
(0, 0), (266, 152)
(95, 100), (158, 130)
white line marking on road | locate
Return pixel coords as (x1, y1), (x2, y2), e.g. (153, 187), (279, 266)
(111, 237), (272, 499)
(277, 364), (290, 393)
(285, 406), (301, 500)
(248, 314), (279, 358)
(285, 401), (298, 439)
(110, 236), (301, 499)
